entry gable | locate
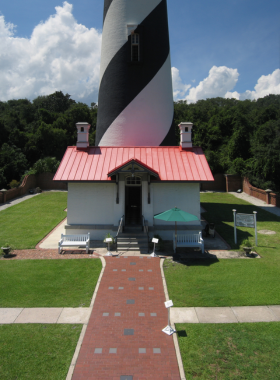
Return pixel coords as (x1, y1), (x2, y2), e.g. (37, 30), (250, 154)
(107, 158), (159, 179)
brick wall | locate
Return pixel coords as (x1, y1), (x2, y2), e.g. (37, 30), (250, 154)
(201, 173), (226, 191)
(224, 174), (243, 192)
(243, 177), (280, 207)
(0, 173), (67, 204)
(36, 173), (67, 191)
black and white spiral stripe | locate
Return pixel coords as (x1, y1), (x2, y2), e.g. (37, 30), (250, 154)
(96, 0), (175, 147)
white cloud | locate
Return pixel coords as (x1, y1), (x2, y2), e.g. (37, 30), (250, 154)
(171, 67), (191, 99)
(225, 91), (240, 100)
(239, 69), (280, 100)
(185, 66), (239, 103)
(0, 2), (102, 103)
(173, 66), (280, 103)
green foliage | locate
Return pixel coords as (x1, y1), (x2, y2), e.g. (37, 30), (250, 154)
(173, 94), (280, 191)
(1, 92), (280, 190)
(32, 157), (60, 174)
(0, 169), (7, 188)
(240, 238), (252, 248)
(0, 91), (96, 187)
(9, 179), (20, 188)
(0, 143), (28, 186)
(104, 232), (115, 243)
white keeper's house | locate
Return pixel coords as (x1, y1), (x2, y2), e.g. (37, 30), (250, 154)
(53, 122), (214, 243)
(53, 0), (214, 250)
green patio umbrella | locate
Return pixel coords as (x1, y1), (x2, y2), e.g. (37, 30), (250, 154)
(154, 207), (199, 253)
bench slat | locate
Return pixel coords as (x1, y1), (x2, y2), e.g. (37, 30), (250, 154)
(173, 233), (204, 254)
(58, 233), (90, 254)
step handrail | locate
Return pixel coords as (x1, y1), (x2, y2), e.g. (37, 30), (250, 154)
(142, 215), (149, 253)
(115, 215), (124, 252)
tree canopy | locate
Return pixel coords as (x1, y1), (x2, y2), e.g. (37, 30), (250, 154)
(173, 95), (280, 192)
(0, 91), (97, 188)
(0, 92), (279, 192)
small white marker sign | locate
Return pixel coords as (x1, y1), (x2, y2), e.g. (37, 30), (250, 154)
(164, 300), (173, 308)
(106, 238), (113, 242)
(152, 238), (159, 243)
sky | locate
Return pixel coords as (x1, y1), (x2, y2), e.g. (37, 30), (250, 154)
(0, 0), (280, 105)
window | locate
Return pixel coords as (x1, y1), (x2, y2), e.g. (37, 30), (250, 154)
(81, 127), (84, 132)
(126, 176), (141, 186)
(131, 33), (140, 62)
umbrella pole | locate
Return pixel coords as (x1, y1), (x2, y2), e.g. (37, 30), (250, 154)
(175, 221), (177, 253)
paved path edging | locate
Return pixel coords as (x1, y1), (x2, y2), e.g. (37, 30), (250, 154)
(66, 257), (106, 380)
(171, 305), (280, 324)
(160, 258), (186, 380)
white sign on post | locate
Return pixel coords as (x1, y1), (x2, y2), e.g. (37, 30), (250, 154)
(162, 299), (175, 335)
(152, 238), (159, 243)
(164, 300), (173, 308)
(106, 238), (113, 242)
(236, 214), (255, 228)
(233, 210), (258, 246)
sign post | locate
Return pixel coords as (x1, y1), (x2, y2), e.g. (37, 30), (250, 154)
(233, 210), (258, 246)
(105, 238), (113, 256)
(233, 209), (237, 244)
(162, 300), (176, 335)
(253, 211), (258, 246)
(150, 237), (159, 257)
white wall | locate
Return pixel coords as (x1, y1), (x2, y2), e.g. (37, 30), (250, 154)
(67, 183), (116, 225)
(67, 181), (201, 241)
(152, 183), (200, 223)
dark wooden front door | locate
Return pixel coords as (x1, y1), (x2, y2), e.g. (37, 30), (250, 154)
(125, 186), (142, 225)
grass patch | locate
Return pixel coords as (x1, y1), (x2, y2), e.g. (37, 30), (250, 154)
(177, 323), (280, 380)
(164, 193), (280, 307)
(200, 192), (280, 253)
(0, 324), (82, 380)
(0, 259), (102, 307)
(0, 192), (67, 249)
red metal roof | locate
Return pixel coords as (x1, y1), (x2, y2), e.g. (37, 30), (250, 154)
(53, 146), (214, 182)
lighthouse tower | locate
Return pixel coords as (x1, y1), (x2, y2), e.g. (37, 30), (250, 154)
(96, 0), (175, 146)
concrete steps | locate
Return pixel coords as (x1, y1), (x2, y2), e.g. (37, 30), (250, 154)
(116, 227), (149, 253)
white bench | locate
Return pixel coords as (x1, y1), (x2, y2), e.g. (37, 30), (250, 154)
(58, 233), (90, 254)
(173, 232), (204, 254)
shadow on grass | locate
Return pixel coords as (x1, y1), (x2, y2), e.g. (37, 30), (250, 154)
(201, 201), (280, 248)
(201, 201), (280, 223)
(1, 253), (17, 259)
(173, 258), (220, 267)
(177, 330), (188, 338)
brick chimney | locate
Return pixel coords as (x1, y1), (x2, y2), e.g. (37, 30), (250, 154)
(76, 122), (91, 149)
(178, 122), (193, 148)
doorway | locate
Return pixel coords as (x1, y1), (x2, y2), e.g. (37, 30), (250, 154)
(125, 177), (142, 226)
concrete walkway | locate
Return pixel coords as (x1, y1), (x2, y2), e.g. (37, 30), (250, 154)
(2, 305), (280, 325)
(0, 307), (91, 324)
(171, 305), (280, 324)
(229, 191), (280, 217)
(0, 192), (39, 211)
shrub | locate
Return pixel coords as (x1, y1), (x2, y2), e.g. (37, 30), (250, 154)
(9, 179), (20, 188)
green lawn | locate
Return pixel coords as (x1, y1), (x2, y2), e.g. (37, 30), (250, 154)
(200, 192), (280, 253)
(176, 323), (280, 380)
(0, 192), (67, 249)
(0, 259), (102, 307)
(164, 193), (280, 307)
(0, 324), (82, 380)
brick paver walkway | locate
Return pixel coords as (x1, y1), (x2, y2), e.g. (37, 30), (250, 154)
(72, 256), (180, 380)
